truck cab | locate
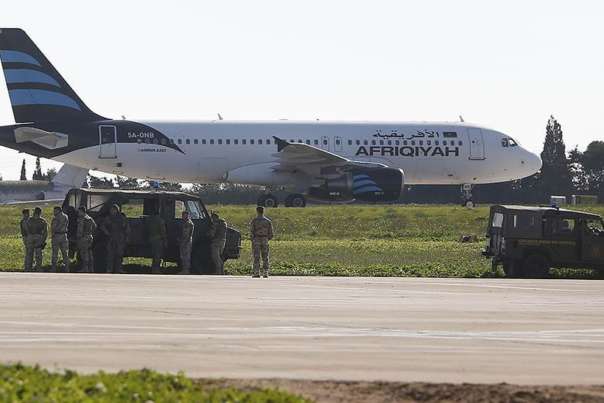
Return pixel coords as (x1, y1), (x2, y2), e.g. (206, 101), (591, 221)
(62, 188), (241, 274)
(484, 205), (604, 277)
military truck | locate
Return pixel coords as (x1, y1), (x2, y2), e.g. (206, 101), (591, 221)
(62, 188), (241, 274)
(484, 205), (604, 277)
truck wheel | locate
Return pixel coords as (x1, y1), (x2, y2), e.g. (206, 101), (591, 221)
(522, 254), (550, 278)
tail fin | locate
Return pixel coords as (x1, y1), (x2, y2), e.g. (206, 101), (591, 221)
(0, 28), (103, 123)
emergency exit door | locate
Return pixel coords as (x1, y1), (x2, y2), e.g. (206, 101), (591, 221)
(99, 125), (117, 159)
(467, 128), (485, 160)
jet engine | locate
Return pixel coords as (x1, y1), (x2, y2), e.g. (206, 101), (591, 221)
(307, 167), (404, 202)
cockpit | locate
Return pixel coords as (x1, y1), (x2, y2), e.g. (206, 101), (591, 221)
(501, 138), (518, 148)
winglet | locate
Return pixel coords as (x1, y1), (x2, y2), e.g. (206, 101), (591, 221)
(273, 136), (289, 152)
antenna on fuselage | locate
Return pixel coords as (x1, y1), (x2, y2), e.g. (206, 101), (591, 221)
(459, 115), (465, 122)
(217, 113), (224, 121)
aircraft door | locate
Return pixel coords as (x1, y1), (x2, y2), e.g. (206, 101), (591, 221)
(320, 135), (329, 151)
(467, 128), (485, 160)
(99, 125), (118, 159)
(334, 136), (343, 152)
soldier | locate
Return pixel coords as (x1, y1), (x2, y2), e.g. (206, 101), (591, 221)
(20, 209), (29, 271)
(209, 211), (227, 275)
(101, 204), (129, 274)
(146, 208), (167, 274)
(76, 206), (97, 273)
(25, 207), (48, 272)
(250, 206), (273, 278)
(178, 211), (194, 274)
(50, 206), (70, 273)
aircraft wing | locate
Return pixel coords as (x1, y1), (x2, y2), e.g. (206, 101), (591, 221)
(272, 137), (387, 173)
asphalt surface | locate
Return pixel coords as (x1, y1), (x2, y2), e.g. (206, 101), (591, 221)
(0, 273), (603, 385)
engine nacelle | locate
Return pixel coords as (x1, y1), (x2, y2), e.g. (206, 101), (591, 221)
(308, 167), (404, 202)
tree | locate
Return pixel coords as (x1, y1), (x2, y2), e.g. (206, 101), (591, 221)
(32, 157), (43, 180)
(116, 176), (140, 189)
(20, 159), (27, 180)
(581, 141), (604, 200)
(42, 167), (57, 182)
(88, 175), (115, 189)
(538, 116), (572, 198)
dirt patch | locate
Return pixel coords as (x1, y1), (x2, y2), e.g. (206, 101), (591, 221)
(197, 379), (604, 403)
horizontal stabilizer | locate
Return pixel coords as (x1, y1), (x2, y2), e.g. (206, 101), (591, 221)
(14, 126), (68, 149)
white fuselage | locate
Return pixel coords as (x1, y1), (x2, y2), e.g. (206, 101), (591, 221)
(55, 121), (541, 187)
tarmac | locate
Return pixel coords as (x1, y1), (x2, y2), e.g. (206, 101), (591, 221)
(0, 273), (603, 385)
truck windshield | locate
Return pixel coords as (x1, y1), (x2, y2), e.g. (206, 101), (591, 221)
(586, 219), (604, 233)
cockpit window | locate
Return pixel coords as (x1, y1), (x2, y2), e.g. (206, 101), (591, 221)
(502, 138), (518, 147)
(508, 138), (518, 147)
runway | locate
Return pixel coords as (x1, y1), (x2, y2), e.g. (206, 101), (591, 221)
(0, 273), (603, 384)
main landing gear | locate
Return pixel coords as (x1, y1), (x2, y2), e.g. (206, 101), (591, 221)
(257, 193), (307, 208)
(461, 184), (475, 208)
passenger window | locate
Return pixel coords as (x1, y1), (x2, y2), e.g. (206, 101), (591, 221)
(306, 140), (311, 145)
(323, 139), (328, 145)
(234, 139), (238, 145)
(226, 139), (230, 145)
(185, 139), (190, 145)
(258, 139), (263, 145)
(218, 139), (223, 145)
(174, 200), (186, 219)
(458, 141), (463, 146)
(122, 199), (145, 217)
(336, 139), (341, 145)
(242, 139), (246, 145)
(379, 140), (384, 145)
(250, 139), (255, 145)
(194, 139), (198, 145)
(371, 140), (376, 145)
(266, 139), (271, 145)
(202, 139), (206, 144)
(356, 140), (360, 145)
(443, 140), (447, 146)
(210, 139), (214, 145)
(177, 139), (182, 144)
(411, 141), (416, 146)
(363, 140), (368, 145)
(348, 140), (352, 145)
(395, 140), (400, 146)
(403, 140), (408, 146)
(314, 139), (319, 145)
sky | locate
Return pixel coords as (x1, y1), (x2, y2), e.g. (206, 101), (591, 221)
(0, 0), (602, 179)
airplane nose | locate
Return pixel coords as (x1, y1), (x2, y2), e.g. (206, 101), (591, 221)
(520, 150), (542, 176)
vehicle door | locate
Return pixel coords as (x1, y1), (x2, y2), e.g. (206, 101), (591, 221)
(543, 215), (580, 264)
(487, 209), (505, 257)
(580, 219), (604, 264)
(161, 198), (181, 261)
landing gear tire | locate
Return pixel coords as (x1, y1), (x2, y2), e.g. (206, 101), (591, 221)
(257, 194), (279, 208)
(521, 254), (550, 278)
(464, 200), (475, 208)
(284, 193), (306, 208)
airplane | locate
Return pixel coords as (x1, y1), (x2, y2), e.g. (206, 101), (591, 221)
(0, 163), (88, 205)
(0, 28), (542, 208)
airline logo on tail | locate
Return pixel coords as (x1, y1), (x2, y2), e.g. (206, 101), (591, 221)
(0, 28), (102, 122)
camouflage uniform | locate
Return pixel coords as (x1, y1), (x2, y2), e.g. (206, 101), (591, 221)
(76, 213), (97, 273)
(101, 212), (129, 274)
(209, 217), (227, 275)
(20, 216), (29, 270)
(179, 218), (194, 273)
(25, 216), (48, 272)
(146, 215), (167, 274)
(250, 215), (273, 277)
(51, 211), (70, 273)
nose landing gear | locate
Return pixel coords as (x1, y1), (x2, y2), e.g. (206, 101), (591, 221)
(461, 184), (474, 208)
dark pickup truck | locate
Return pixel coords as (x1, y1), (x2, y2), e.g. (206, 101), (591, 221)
(62, 188), (241, 274)
(484, 205), (604, 277)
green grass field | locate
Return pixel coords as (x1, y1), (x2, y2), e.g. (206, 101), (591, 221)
(0, 364), (308, 402)
(2, 204), (603, 277)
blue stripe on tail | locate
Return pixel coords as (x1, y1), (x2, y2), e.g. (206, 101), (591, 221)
(0, 50), (41, 66)
(9, 89), (81, 111)
(4, 69), (60, 87)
